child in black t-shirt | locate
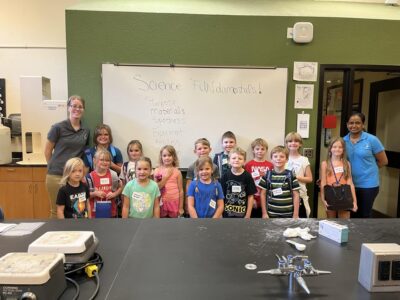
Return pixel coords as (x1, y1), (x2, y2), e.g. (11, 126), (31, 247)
(56, 157), (89, 219)
(220, 147), (257, 218)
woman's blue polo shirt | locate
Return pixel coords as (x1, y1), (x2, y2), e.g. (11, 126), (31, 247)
(344, 131), (385, 188)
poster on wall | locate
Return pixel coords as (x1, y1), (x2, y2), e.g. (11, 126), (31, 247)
(293, 62), (318, 82)
(294, 84), (314, 109)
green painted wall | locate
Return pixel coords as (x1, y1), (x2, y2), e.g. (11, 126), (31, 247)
(66, 10), (400, 212)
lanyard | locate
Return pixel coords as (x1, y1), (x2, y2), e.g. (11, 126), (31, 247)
(331, 161), (344, 185)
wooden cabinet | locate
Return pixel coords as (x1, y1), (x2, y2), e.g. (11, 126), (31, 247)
(0, 166), (50, 219)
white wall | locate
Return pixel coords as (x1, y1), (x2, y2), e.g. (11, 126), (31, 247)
(0, 0), (80, 115)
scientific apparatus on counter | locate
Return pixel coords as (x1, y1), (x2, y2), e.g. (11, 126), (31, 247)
(18, 76), (67, 165)
(258, 254), (331, 294)
(0, 252), (66, 300)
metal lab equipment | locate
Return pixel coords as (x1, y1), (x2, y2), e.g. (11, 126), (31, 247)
(258, 254), (331, 294)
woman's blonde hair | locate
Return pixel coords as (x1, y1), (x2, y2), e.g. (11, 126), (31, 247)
(60, 157), (84, 186)
(326, 137), (350, 179)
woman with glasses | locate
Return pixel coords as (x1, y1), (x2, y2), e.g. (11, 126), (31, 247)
(44, 95), (90, 218)
(343, 112), (388, 218)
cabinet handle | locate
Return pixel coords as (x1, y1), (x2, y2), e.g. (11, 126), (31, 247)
(6, 168), (16, 172)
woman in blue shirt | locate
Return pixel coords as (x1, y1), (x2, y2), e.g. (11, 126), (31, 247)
(343, 112), (388, 218)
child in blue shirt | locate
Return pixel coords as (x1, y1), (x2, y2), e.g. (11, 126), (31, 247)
(187, 157), (224, 218)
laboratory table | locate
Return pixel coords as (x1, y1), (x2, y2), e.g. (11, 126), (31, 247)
(1, 218), (400, 300)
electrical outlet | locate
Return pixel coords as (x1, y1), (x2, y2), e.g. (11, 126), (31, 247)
(303, 148), (313, 158)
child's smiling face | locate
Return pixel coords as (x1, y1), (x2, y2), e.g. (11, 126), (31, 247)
(128, 144), (142, 161)
(222, 138), (236, 154)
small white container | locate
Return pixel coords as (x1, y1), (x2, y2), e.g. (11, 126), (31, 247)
(0, 124), (12, 164)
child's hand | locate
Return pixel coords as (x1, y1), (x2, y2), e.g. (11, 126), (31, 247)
(105, 192), (116, 200)
(322, 199), (329, 211)
(262, 212), (269, 219)
(352, 203), (358, 212)
(95, 190), (106, 198)
(179, 208), (185, 216)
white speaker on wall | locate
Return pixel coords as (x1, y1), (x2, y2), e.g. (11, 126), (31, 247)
(293, 22), (313, 44)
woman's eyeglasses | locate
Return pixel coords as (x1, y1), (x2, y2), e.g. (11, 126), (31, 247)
(69, 105), (84, 110)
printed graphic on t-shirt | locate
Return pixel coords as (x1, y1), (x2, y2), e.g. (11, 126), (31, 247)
(224, 180), (247, 217)
(131, 192), (151, 213)
(70, 192), (87, 217)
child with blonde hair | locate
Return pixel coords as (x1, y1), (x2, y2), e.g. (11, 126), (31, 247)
(186, 138), (219, 214)
(122, 157), (160, 218)
(259, 146), (301, 218)
(86, 149), (122, 218)
(56, 157), (89, 219)
(285, 132), (313, 217)
(320, 137), (357, 218)
(221, 147), (257, 218)
(187, 156), (224, 218)
(244, 138), (273, 218)
(153, 145), (184, 218)
(119, 140), (143, 185)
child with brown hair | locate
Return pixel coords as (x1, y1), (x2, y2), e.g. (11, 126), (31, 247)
(244, 138), (273, 218)
(220, 147), (257, 218)
(153, 145), (184, 218)
(259, 146), (301, 218)
(320, 137), (357, 218)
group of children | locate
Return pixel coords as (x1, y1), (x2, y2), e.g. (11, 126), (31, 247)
(56, 125), (357, 220)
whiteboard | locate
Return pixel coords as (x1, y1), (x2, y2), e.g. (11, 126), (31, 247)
(102, 64), (288, 168)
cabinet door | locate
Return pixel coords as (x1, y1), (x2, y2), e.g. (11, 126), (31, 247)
(33, 182), (51, 219)
(0, 182), (34, 219)
(32, 168), (50, 219)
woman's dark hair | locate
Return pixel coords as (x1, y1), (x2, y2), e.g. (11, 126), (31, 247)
(348, 112), (365, 123)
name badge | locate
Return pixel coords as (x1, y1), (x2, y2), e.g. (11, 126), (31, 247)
(132, 192), (144, 202)
(222, 158), (228, 165)
(232, 185), (241, 193)
(251, 171), (260, 178)
(209, 200), (216, 209)
(78, 193), (86, 202)
(272, 188), (283, 196)
(334, 166), (344, 173)
(100, 178), (110, 185)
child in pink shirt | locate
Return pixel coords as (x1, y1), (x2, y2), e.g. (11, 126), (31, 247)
(154, 145), (184, 218)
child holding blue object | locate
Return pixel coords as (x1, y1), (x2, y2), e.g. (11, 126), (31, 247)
(83, 124), (123, 174)
(86, 149), (122, 218)
(213, 131), (236, 179)
(122, 157), (160, 218)
(56, 157), (89, 219)
(187, 157), (224, 218)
